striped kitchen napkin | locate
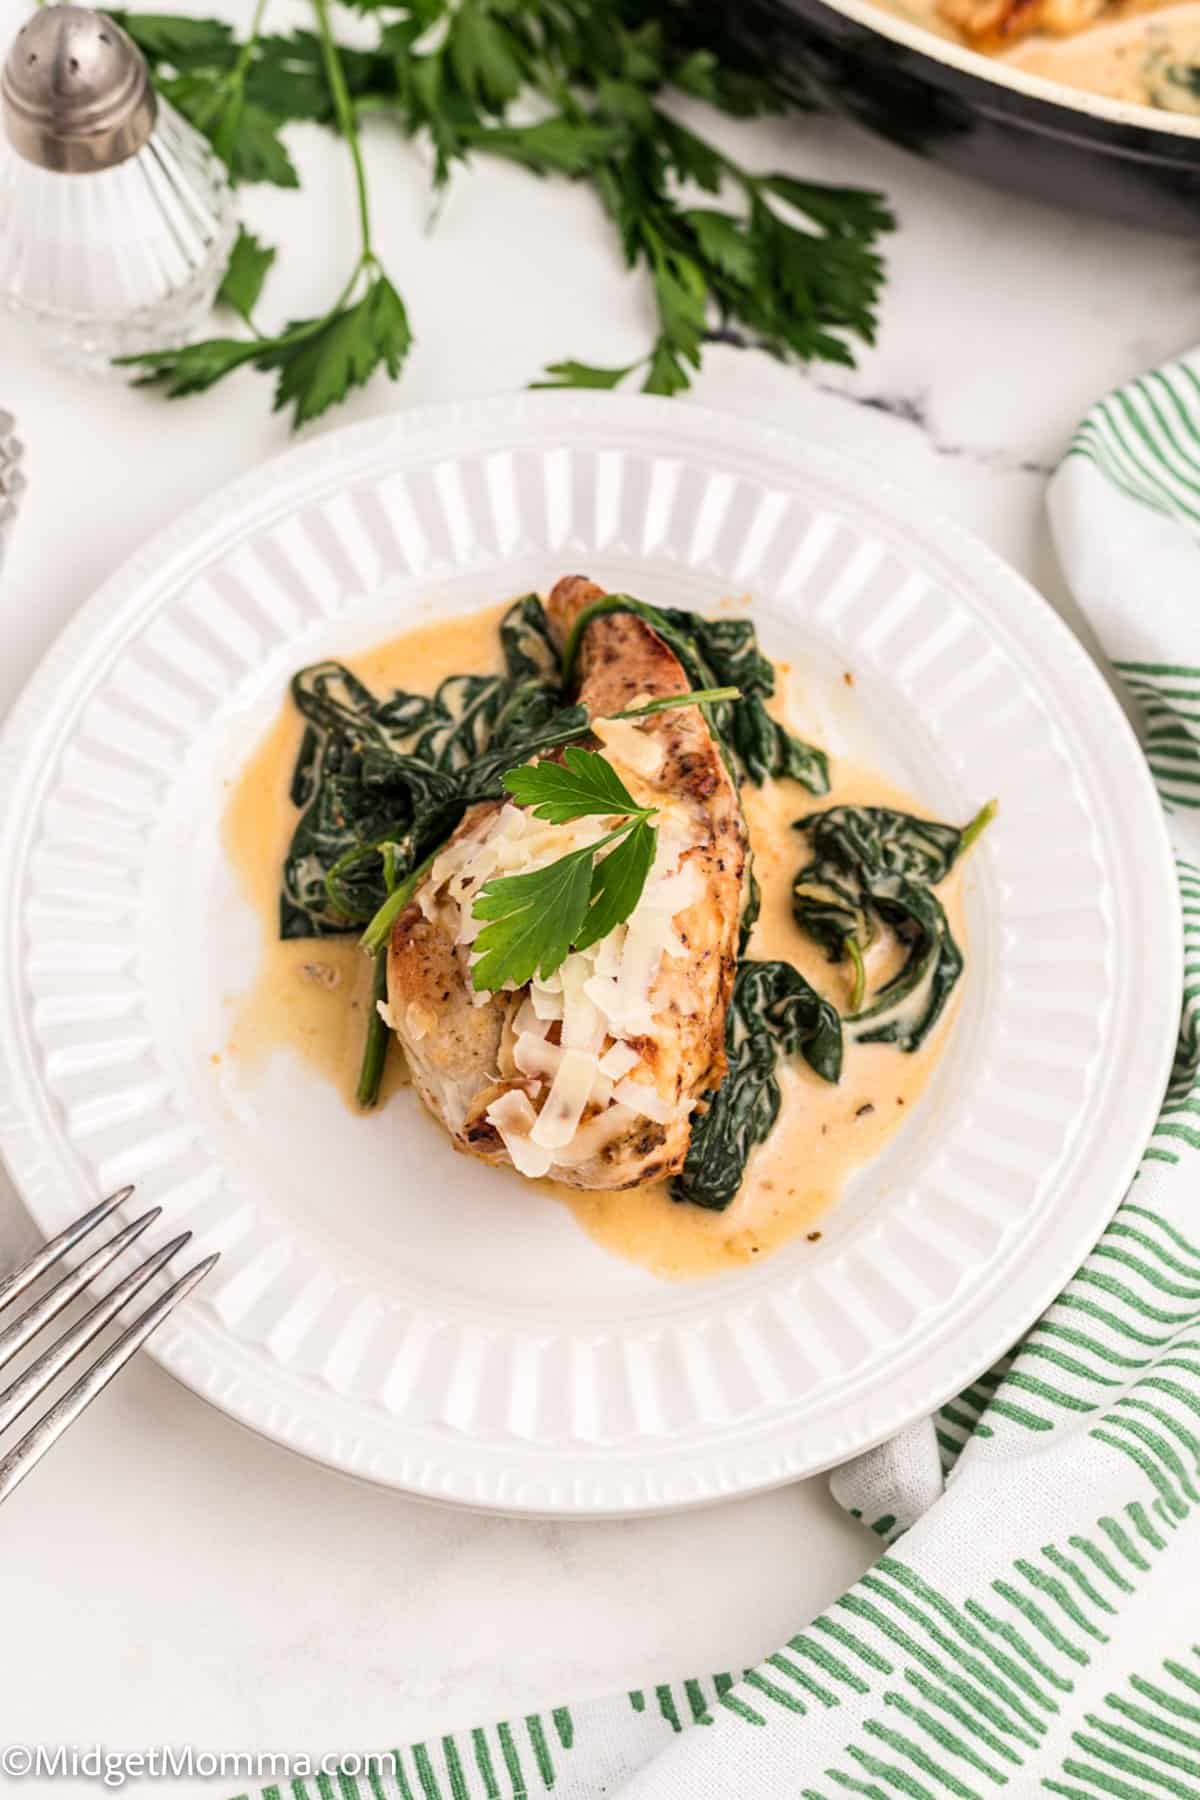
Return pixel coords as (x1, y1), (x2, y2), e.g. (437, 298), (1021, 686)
(248, 359), (1200, 1800)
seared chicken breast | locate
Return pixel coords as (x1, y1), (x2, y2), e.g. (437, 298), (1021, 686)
(938, 0), (1113, 47)
(387, 576), (747, 1189)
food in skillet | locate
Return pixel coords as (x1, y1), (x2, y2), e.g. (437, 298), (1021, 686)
(938, 0), (1117, 50)
(271, 582), (992, 1214)
(876, 0), (1200, 112)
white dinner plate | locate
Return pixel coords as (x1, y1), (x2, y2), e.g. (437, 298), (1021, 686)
(0, 394), (1179, 1515)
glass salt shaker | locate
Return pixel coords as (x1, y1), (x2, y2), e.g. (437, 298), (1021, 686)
(0, 6), (238, 376)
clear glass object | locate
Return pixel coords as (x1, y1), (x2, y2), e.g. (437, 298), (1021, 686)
(0, 413), (23, 569)
(0, 8), (237, 377)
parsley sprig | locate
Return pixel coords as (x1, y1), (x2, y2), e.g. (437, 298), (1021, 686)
(116, 0), (411, 428)
(468, 682), (739, 990)
(470, 747), (658, 993)
(113, 2), (893, 425)
(356, 684), (737, 962)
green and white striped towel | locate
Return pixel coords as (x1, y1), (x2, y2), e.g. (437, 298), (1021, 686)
(256, 360), (1200, 1800)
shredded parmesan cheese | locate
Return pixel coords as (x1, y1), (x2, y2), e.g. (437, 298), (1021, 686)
(404, 1000), (437, 1042)
(531, 1047), (601, 1149)
(485, 1089), (556, 1178)
(612, 1078), (677, 1126)
(592, 714), (664, 778)
(598, 1040), (640, 1080)
(414, 750), (708, 1172)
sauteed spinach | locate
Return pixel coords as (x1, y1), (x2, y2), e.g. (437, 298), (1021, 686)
(561, 594), (830, 793)
(281, 597), (580, 938)
(672, 960), (843, 1211)
(673, 799), (990, 1209)
(280, 592), (829, 940)
(281, 592), (792, 1109)
(275, 588), (987, 1192)
(791, 802), (993, 1053)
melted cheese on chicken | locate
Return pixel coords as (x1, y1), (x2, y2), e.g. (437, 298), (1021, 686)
(412, 736), (705, 1175)
(385, 575), (747, 1191)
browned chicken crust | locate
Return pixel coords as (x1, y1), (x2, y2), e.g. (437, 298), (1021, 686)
(938, 0), (1117, 48)
(386, 576), (748, 1190)
(386, 801), (509, 1142)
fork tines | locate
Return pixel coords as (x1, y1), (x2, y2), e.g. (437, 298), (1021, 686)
(0, 1188), (217, 1503)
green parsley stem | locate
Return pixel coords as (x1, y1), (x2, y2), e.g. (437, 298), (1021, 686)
(958, 797), (998, 857)
(468, 808), (660, 994)
(609, 686), (740, 721)
(189, 0), (270, 150)
(359, 846), (441, 958)
(312, 0), (373, 262)
(211, 262), (365, 376)
(583, 816), (655, 850)
(355, 949), (391, 1108)
(229, 0), (270, 89)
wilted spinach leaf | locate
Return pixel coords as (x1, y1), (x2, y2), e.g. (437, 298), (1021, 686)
(671, 960), (842, 1212)
(562, 594), (829, 793)
(280, 595), (578, 937)
(852, 877), (963, 1051)
(799, 806), (964, 889)
(738, 861), (762, 955)
(791, 802), (990, 1052)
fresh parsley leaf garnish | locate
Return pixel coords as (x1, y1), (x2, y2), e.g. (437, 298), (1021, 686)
(470, 118), (626, 179)
(573, 814), (656, 953)
(503, 743), (644, 823)
(258, 274), (412, 426)
(531, 359), (639, 392)
(119, 0), (413, 427)
(133, 19), (300, 188)
(470, 746), (660, 991)
(124, 269), (412, 428)
(209, 94), (300, 187)
(218, 226), (276, 323)
(121, 334), (265, 398)
(471, 840), (600, 993)
(112, 12), (236, 66)
(116, 0), (894, 427)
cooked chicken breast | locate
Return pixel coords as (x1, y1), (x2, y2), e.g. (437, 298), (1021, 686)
(387, 576), (747, 1190)
(938, 0), (1112, 47)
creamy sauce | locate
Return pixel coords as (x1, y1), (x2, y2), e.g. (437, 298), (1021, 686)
(224, 604), (510, 1107)
(1007, 11), (1200, 106)
(548, 766), (961, 1279)
(224, 606), (964, 1281)
(871, 0), (1200, 108)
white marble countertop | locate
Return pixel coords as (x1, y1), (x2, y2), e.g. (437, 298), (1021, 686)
(1, 15), (1196, 1789)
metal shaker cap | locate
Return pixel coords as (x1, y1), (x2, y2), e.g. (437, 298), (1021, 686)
(2, 7), (156, 173)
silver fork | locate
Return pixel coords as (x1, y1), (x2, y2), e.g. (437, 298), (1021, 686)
(0, 1186), (217, 1503)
